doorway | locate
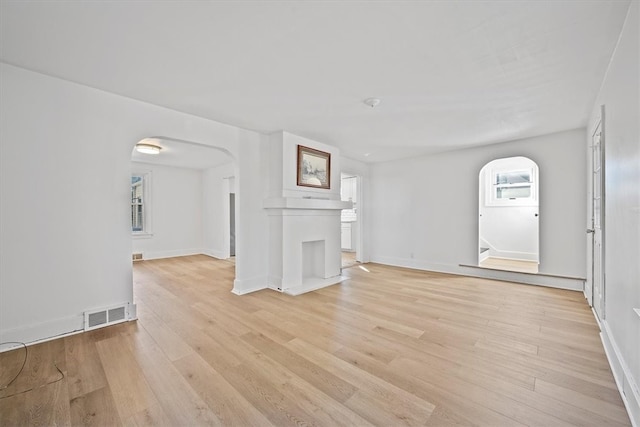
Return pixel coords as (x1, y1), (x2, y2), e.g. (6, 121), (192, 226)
(130, 137), (237, 265)
(478, 157), (539, 273)
(341, 173), (362, 268)
(229, 193), (236, 257)
(588, 107), (605, 321)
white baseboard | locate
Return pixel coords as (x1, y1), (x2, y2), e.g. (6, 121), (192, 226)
(282, 275), (346, 296)
(490, 250), (538, 262)
(142, 248), (206, 260)
(370, 255), (583, 291)
(201, 249), (229, 259)
(0, 313), (83, 347)
(0, 303), (138, 350)
(232, 276), (268, 295)
(601, 321), (640, 427)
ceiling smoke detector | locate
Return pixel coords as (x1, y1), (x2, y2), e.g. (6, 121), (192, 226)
(363, 98), (381, 108)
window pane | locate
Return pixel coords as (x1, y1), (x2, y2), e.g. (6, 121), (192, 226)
(132, 175), (144, 232)
(496, 185), (531, 199)
(496, 171), (530, 185)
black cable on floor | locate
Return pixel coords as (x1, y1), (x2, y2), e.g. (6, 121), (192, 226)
(0, 341), (65, 399)
(0, 341), (27, 391)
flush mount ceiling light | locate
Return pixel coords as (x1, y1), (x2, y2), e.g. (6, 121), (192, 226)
(135, 142), (162, 155)
(363, 97), (381, 108)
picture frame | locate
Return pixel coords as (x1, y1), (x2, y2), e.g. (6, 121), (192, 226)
(297, 145), (331, 189)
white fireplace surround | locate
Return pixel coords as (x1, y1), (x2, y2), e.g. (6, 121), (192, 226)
(264, 197), (352, 295)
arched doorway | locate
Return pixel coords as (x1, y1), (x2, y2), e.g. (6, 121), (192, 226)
(478, 156), (539, 273)
(130, 137), (237, 271)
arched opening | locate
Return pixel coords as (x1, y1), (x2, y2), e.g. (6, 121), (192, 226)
(478, 156), (539, 273)
(130, 136), (237, 282)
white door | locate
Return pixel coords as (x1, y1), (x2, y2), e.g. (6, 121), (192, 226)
(590, 109), (605, 322)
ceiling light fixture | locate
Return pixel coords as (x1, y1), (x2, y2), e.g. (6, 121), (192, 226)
(135, 142), (162, 155)
(363, 98), (381, 108)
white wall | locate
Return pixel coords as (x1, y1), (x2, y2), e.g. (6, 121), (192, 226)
(480, 205), (539, 261)
(369, 128), (586, 288)
(233, 133), (270, 294)
(268, 131), (342, 200)
(131, 162), (204, 260)
(202, 163), (235, 259)
(588, 2), (639, 423)
(0, 63), (268, 344)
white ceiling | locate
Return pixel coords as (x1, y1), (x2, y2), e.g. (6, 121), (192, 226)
(0, 1), (631, 163)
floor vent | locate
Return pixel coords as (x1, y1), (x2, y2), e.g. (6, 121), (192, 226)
(84, 303), (130, 331)
(132, 253), (143, 261)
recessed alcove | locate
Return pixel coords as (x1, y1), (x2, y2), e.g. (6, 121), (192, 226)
(302, 240), (325, 280)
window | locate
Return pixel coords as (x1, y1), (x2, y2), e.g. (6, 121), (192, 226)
(488, 167), (536, 206)
(131, 172), (152, 236)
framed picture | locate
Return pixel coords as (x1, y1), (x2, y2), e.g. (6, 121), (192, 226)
(297, 145), (331, 189)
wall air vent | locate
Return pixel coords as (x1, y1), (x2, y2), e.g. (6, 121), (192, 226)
(132, 253), (143, 261)
(84, 303), (130, 331)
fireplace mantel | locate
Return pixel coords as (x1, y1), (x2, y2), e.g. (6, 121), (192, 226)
(263, 197), (352, 210)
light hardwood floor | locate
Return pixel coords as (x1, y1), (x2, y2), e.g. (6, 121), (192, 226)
(0, 255), (631, 426)
(342, 251), (358, 268)
(479, 257), (539, 274)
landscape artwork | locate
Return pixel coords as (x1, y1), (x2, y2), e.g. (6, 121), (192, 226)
(297, 145), (331, 189)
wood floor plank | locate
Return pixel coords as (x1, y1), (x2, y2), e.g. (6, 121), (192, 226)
(24, 375), (71, 427)
(69, 386), (121, 426)
(284, 338), (437, 426)
(388, 356), (573, 427)
(121, 323), (223, 426)
(64, 332), (109, 400)
(173, 353), (276, 427)
(534, 378), (631, 425)
(0, 256), (631, 426)
(121, 402), (172, 427)
(135, 302), (194, 362)
(233, 338), (375, 427)
(240, 332), (358, 403)
(94, 333), (160, 421)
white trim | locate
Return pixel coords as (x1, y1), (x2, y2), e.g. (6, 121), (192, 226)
(600, 320), (640, 427)
(1, 302), (138, 350)
(0, 314), (84, 347)
(232, 276), (268, 295)
(141, 249), (206, 260)
(486, 252), (539, 262)
(201, 249), (230, 260)
(131, 170), (153, 235)
(486, 164), (538, 207)
(137, 250), (234, 262)
(371, 255), (583, 291)
(0, 329), (86, 354)
(132, 231), (154, 239)
(282, 275), (346, 296)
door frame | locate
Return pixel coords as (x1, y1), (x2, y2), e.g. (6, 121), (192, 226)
(586, 105), (605, 321)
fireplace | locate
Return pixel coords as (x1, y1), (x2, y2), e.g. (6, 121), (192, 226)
(264, 198), (351, 295)
(263, 131), (351, 295)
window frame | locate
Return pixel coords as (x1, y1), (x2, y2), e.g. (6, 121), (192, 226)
(131, 171), (153, 238)
(486, 166), (537, 207)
